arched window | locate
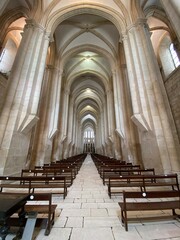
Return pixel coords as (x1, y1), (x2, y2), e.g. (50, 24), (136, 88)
(0, 38), (17, 75)
(83, 127), (95, 153)
(169, 43), (180, 68)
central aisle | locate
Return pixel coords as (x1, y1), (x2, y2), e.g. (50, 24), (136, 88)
(35, 154), (180, 240)
(56, 154), (121, 240)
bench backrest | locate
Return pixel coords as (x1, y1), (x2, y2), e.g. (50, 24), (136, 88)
(109, 173), (179, 190)
(21, 169), (73, 176)
(103, 168), (155, 175)
(28, 192), (52, 206)
(0, 176), (66, 185)
(109, 173), (178, 182)
(123, 190), (180, 201)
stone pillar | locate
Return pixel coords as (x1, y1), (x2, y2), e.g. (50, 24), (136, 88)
(71, 111), (77, 155)
(34, 66), (62, 165)
(112, 69), (125, 139)
(121, 64), (141, 165)
(0, 19), (50, 174)
(96, 111), (103, 154)
(102, 100), (109, 155)
(60, 88), (70, 158)
(122, 18), (180, 173)
(65, 97), (74, 157)
(106, 89), (113, 138)
(102, 101), (108, 142)
(106, 89), (115, 156)
(112, 68), (128, 159)
(0, 0), (9, 16)
(160, 0), (180, 43)
(48, 67), (62, 139)
(61, 88), (70, 142)
(32, 66), (53, 166)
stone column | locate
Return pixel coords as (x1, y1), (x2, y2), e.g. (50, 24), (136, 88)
(33, 66), (53, 166)
(102, 100), (108, 155)
(123, 18), (180, 173)
(0, 0), (9, 16)
(106, 89), (113, 138)
(112, 68), (128, 159)
(17, 20), (50, 134)
(34, 66), (62, 165)
(112, 69), (125, 139)
(96, 111), (103, 154)
(61, 88), (70, 142)
(71, 111), (77, 155)
(0, 19), (50, 174)
(106, 88), (117, 156)
(121, 64), (141, 165)
(60, 88), (70, 158)
(65, 97), (74, 157)
(160, 0), (180, 43)
(48, 67), (62, 139)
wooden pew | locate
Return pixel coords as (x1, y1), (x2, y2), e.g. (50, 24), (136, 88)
(21, 168), (74, 186)
(43, 165), (77, 179)
(35, 153), (86, 175)
(119, 190), (180, 231)
(98, 164), (140, 176)
(92, 155), (128, 172)
(108, 173), (179, 198)
(102, 168), (154, 185)
(24, 193), (57, 235)
(0, 176), (67, 199)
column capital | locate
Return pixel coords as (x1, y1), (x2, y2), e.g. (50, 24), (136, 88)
(106, 88), (113, 95)
(121, 32), (128, 41)
(126, 18), (148, 32)
(64, 88), (70, 95)
(46, 65), (63, 74)
(25, 18), (46, 32)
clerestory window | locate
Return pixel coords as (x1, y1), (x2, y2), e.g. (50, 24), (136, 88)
(169, 43), (180, 68)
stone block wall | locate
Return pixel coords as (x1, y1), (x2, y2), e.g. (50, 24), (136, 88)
(0, 72), (8, 113)
(164, 67), (180, 140)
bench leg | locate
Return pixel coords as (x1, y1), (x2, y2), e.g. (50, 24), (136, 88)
(121, 209), (128, 231)
(45, 211), (55, 236)
(108, 187), (111, 198)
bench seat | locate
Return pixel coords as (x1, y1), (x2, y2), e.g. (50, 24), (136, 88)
(119, 190), (180, 231)
(108, 174), (179, 198)
(25, 193), (57, 236)
(0, 176), (67, 199)
(103, 168), (155, 185)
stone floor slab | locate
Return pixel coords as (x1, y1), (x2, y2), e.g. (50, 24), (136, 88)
(70, 227), (114, 240)
(33, 154), (180, 240)
(84, 216), (121, 227)
(66, 217), (83, 227)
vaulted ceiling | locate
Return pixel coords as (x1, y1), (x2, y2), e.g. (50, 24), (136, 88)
(1, 0), (170, 138)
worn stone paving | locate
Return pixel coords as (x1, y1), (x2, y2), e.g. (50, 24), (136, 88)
(7, 154), (180, 240)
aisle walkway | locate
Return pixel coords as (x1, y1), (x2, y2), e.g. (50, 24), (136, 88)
(35, 154), (180, 240)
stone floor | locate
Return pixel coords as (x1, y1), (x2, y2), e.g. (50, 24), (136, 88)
(6, 154), (180, 239)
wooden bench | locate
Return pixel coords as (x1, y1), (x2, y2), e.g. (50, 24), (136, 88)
(91, 154), (128, 170)
(98, 164), (140, 177)
(24, 193), (57, 235)
(36, 163), (79, 176)
(119, 190), (180, 231)
(21, 168), (74, 186)
(0, 176), (67, 199)
(108, 174), (179, 198)
(102, 168), (155, 185)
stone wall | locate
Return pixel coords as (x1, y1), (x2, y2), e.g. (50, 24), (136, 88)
(0, 72), (8, 113)
(164, 67), (180, 140)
